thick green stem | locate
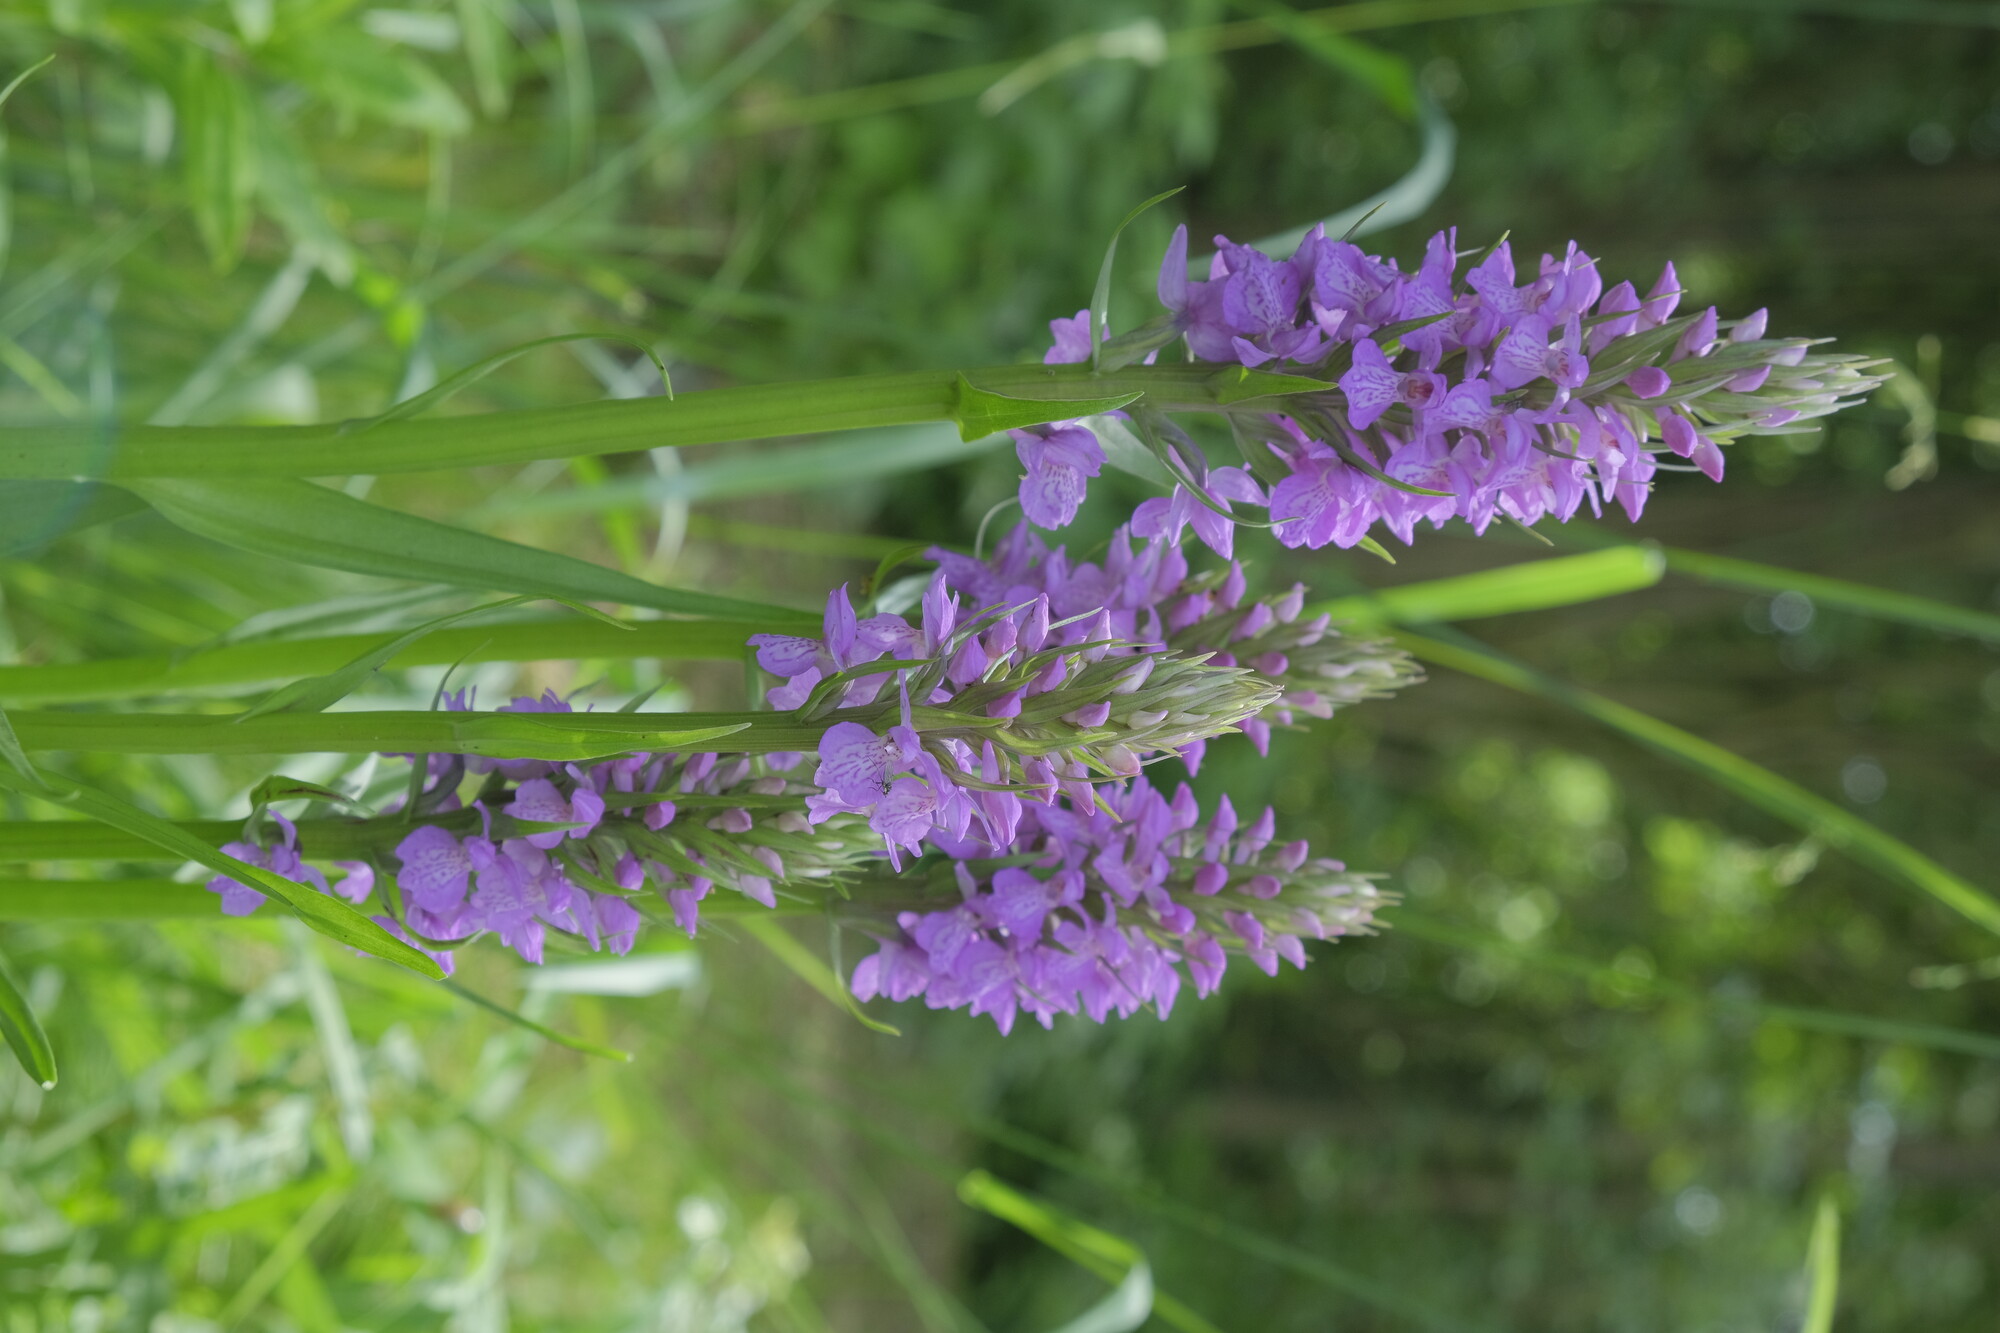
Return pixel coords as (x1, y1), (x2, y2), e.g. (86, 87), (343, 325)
(0, 362), (1281, 480)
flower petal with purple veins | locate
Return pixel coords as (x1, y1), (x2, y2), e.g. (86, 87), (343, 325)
(394, 825), (473, 914)
(747, 633), (820, 678)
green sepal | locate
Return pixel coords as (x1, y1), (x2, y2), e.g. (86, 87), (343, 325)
(950, 375), (1142, 442)
(1205, 365), (1339, 405)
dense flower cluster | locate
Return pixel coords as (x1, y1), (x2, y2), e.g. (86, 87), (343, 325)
(200, 221), (1881, 1033)
(749, 574), (1279, 863)
(931, 519), (1419, 762)
(211, 692), (883, 974)
(1011, 225), (1886, 551)
(852, 776), (1382, 1032)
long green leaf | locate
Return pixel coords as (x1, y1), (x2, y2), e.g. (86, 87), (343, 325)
(1398, 628), (2000, 937)
(740, 915), (901, 1036)
(957, 1171), (1215, 1333)
(1312, 546), (1666, 624)
(125, 478), (808, 623)
(0, 616), (762, 705)
(5, 708), (763, 760)
(0, 944), (55, 1088)
(0, 480), (146, 555)
(0, 361), (1342, 480)
(177, 48), (258, 271)
(0, 877), (220, 918)
(441, 978), (633, 1062)
(0, 766), (444, 978)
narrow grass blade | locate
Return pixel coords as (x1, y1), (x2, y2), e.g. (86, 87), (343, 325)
(0, 944), (56, 1088)
(739, 915), (901, 1036)
(0, 54), (53, 113)
(1398, 628), (2000, 937)
(0, 702), (41, 790)
(0, 766), (445, 978)
(1311, 546), (1665, 625)
(1660, 547), (2000, 644)
(352, 331), (672, 430)
(957, 1171), (1215, 1333)
(126, 477), (808, 622)
(0, 878), (220, 919)
(1232, 0), (1415, 117)
(1803, 1195), (1841, 1333)
(0, 616), (762, 705)
(236, 595), (628, 718)
(442, 978), (633, 1061)
(487, 424), (1006, 519)
(1089, 187), (1184, 371)
(213, 1180), (351, 1328)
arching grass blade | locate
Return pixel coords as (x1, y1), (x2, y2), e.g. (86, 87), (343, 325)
(1398, 627), (2000, 937)
(1312, 546), (1666, 625)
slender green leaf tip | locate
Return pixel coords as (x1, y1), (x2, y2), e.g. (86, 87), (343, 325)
(442, 979), (634, 1061)
(0, 54), (54, 115)
(1091, 186), (1186, 370)
(0, 946), (57, 1088)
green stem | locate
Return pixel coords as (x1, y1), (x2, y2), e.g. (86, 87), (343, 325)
(0, 877), (220, 918)
(4, 708), (814, 759)
(0, 616), (761, 705)
(0, 363), (1263, 480)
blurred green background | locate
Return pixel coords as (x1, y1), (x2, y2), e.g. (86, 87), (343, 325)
(2, 1), (1998, 1329)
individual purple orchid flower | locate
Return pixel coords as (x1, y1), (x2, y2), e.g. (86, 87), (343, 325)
(1339, 339), (1448, 429)
(1013, 424), (1104, 529)
(1131, 466), (1264, 558)
(1491, 314), (1590, 392)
